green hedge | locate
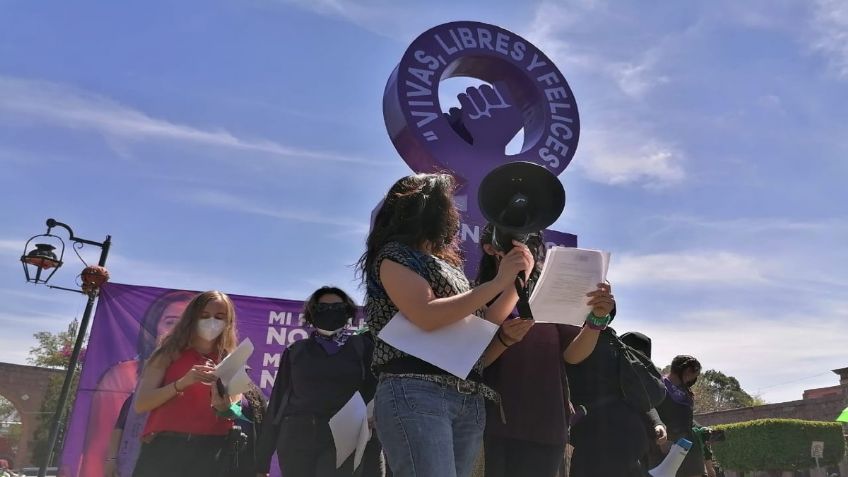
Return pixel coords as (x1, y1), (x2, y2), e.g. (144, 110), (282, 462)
(711, 419), (846, 471)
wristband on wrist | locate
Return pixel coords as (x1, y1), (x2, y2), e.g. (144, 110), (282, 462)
(173, 380), (183, 394)
(584, 312), (612, 330)
(215, 402), (245, 420)
(496, 330), (512, 347)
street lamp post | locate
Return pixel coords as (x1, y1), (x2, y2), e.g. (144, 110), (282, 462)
(20, 218), (111, 477)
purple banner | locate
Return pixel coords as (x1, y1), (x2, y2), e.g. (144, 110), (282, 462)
(60, 282), (326, 477)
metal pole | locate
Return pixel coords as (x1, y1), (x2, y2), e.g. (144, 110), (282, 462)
(38, 235), (110, 477)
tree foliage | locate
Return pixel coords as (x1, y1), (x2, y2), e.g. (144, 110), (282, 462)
(693, 369), (762, 413)
(662, 366), (763, 413)
(0, 395), (22, 459)
(27, 320), (83, 368)
(26, 320), (84, 466)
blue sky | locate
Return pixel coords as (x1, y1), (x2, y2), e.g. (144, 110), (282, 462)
(1, 0), (846, 404)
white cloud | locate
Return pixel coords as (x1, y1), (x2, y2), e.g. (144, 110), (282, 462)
(0, 75), (386, 167)
(184, 190), (370, 232)
(273, 0), (427, 40)
(0, 337), (31, 365)
(624, 308), (847, 402)
(651, 215), (848, 235)
(810, 0), (848, 79)
(527, 1), (669, 100)
(525, 3), (686, 188)
(0, 240), (23, 254)
(0, 287), (81, 305)
(575, 129), (685, 188)
(102, 253), (264, 295)
(610, 53), (670, 99)
(610, 251), (768, 285)
(0, 310), (74, 328)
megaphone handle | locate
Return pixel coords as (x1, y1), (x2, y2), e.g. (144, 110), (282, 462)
(514, 272), (533, 320)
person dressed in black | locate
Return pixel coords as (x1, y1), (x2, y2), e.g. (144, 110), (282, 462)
(655, 355), (705, 477)
(620, 331), (668, 472)
(256, 286), (380, 477)
(566, 312), (665, 477)
(477, 225), (616, 477)
(218, 382), (266, 477)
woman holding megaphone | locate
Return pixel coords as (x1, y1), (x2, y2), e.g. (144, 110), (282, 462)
(358, 173), (533, 477)
(476, 224), (617, 477)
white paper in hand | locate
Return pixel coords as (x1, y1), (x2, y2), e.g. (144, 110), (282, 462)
(329, 392), (368, 468)
(353, 407), (371, 469)
(213, 338), (254, 395)
(378, 312), (498, 379)
(529, 247), (611, 326)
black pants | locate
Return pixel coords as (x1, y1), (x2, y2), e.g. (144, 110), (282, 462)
(278, 415), (353, 477)
(484, 435), (564, 477)
(132, 433), (227, 477)
(359, 435), (389, 477)
(569, 400), (649, 477)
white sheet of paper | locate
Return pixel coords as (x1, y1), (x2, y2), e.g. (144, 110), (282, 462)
(366, 399), (374, 421)
(226, 369), (252, 396)
(529, 247), (610, 325)
(213, 338), (254, 395)
(353, 410), (371, 469)
(329, 392), (368, 468)
(378, 312), (498, 379)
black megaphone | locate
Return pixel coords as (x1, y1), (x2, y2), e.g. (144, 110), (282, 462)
(478, 161), (565, 319)
(478, 161), (566, 253)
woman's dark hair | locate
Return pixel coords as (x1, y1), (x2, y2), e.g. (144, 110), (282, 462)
(137, 290), (197, 365)
(302, 286), (358, 326)
(357, 173), (461, 282)
(671, 355), (702, 376)
(476, 223), (546, 287)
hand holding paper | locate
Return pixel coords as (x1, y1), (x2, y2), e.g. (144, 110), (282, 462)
(529, 247), (611, 326)
(213, 338), (254, 395)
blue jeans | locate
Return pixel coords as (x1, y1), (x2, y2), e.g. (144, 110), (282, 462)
(374, 376), (485, 477)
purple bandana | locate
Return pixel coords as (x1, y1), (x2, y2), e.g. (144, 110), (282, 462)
(663, 376), (694, 407)
(312, 328), (353, 355)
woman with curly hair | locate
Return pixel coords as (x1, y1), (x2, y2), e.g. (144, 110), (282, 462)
(358, 173), (533, 477)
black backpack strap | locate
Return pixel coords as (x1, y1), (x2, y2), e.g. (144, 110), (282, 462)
(350, 334), (367, 383)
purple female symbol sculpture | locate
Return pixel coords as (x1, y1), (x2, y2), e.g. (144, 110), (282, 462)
(383, 21), (580, 274)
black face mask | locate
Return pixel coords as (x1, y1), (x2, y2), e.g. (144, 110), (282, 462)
(685, 376), (698, 388)
(312, 303), (349, 331)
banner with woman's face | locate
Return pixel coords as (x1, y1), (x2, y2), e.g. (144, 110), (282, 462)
(61, 282), (360, 477)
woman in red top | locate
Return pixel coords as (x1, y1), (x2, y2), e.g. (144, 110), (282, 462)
(131, 290), (241, 477)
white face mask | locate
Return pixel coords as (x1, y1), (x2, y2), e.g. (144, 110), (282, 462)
(196, 318), (226, 341)
(315, 327), (344, 336)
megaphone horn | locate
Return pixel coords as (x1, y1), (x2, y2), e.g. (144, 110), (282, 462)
(649, 439), (693, 477)
(478, 161), (565, 252)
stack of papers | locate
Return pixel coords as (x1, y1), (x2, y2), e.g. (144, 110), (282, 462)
(213, 338), (255, 395)
(529, 247), (610, 325)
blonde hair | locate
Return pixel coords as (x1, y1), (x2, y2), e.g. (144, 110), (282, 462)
(148, 290), (238, 365)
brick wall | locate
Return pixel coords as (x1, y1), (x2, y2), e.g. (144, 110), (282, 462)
(0, 363), (63, 467)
